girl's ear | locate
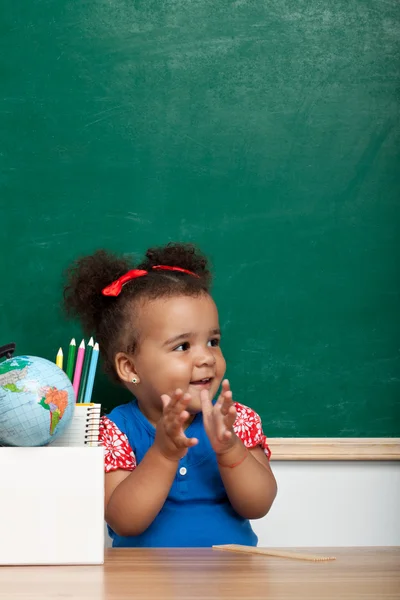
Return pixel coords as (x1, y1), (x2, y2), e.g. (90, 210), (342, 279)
(115, 352), (139, 384)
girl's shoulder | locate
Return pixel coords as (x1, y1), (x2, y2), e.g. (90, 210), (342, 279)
(233, 402), (271, 459)
(106, 400), (135, 421)
(99, 415), (137, 472)
(99, 402), (140, 472)
(233, 401), (263, 422)
(105, 400), (138, 434)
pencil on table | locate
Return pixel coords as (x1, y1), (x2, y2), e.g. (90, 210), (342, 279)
(56, 348), (63, 370)
(212, 545), (336, 562)
(83, 343), (99, 404)
(72, 339), (85, 400)
(66, 338), (76, 381)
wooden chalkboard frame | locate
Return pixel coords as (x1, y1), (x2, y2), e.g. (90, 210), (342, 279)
(269, 438), (400, 461)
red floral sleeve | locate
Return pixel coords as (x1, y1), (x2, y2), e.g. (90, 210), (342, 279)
(98, 416), (137, 473)
(233, 403), (271, 459)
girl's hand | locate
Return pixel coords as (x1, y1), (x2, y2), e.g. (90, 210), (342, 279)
(154, 389), (198, 462)
(200, 379), (238, 455)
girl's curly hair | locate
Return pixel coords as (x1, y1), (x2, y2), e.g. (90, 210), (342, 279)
(63, 243), (212, 382)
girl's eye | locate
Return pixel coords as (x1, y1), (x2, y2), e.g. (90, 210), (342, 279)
(174, 342), (190, 352)
(207, 338), (220, 347)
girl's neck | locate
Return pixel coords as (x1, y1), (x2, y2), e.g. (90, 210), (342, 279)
(135, 399), (161, 427)
(136, 398), (195, 429)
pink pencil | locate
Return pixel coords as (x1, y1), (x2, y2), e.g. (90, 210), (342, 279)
(72, 339), (85, 400)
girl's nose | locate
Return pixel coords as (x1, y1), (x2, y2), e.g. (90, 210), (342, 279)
(195, 347), (216, 367)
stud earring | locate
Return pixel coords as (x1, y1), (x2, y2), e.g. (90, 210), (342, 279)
(131, 377), (138, 384)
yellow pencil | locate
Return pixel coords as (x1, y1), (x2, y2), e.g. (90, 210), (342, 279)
(56, 347), (63, 370)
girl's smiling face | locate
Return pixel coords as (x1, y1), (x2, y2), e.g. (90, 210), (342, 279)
(116, 293), (226, 420)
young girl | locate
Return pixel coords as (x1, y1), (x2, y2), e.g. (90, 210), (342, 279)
(64, 242), (277, 547)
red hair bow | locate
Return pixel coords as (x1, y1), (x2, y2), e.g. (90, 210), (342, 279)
(102, 265), (199, 297)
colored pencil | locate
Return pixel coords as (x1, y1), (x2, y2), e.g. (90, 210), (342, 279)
(66, 338), (76, 381)
(56, 348), (63, 370)
(77, 336), (94, 403)
(83, 343), (99, 404)
(72, 339), (85, 399)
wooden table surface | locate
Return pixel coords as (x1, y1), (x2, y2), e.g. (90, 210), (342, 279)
(0, 548), (399, 600)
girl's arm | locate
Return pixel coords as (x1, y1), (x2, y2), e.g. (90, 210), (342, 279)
(105, 391), (198, 537)
(216, 438), (277, 519)
(105, 447), (180, 537)
(201, 381), (277, 520)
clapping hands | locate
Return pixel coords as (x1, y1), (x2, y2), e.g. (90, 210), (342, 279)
(156, 380), (238, 461)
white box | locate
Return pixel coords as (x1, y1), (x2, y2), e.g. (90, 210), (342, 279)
(0, 447), (104, 565)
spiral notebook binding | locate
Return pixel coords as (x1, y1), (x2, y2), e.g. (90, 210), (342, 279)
(83, 404), (101, 447)
(50, 403), (102, 448)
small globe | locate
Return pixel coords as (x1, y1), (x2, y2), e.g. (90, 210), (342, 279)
(0, 355), (75, 446)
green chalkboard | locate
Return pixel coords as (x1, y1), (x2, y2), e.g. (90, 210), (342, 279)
(1, 0), (399, 436)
